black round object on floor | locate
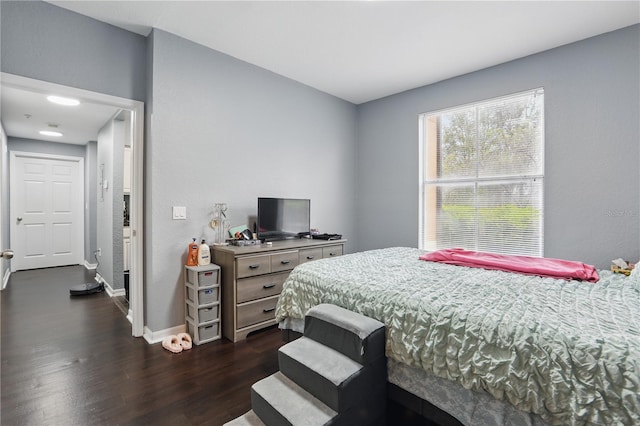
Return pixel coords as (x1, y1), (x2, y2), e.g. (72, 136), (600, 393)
(69, 282), (104, 296)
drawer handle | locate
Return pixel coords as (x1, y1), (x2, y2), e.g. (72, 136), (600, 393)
(329, 252), (337, 256)
(306, 256), (315, 260)
(263, 307), (276, 313)
(280, 260), (290, 265)
(249, 264), (261, 269)
(204, 272), (213, 276)
(263, 284), (276, 289)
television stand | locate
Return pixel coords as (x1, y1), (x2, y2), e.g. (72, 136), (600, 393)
(212, 238), (346, 342)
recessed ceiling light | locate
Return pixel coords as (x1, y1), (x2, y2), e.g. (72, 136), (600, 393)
(39, 130), (63, 137)
(47, 95), (80, 106)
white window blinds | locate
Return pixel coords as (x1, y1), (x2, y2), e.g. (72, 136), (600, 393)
(419, 89), (544, 256)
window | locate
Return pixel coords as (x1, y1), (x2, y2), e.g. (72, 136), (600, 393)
(419, 89), (544, 256)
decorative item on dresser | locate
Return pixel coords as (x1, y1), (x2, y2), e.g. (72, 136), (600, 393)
(212, 239), (346, 342)
(184, 264), (222, 344)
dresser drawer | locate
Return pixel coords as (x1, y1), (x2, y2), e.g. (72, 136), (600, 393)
(323, 245), (343, 258)
(299, 247), (323, 264)
(237, 272), (288, 303)
(271, 251), (299, 273)
(237, 254), (271, 278)
(237, 295), (280, 329)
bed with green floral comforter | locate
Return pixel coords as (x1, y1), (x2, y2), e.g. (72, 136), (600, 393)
(275, 247), (640, 425)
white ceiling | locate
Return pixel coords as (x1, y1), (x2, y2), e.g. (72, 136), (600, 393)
(1, 1), (639, 145)
(47, 0), (640, 104)
(1, 84), (120, 145)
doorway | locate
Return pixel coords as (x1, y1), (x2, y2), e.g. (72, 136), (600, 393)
(0, 73), (145, 337)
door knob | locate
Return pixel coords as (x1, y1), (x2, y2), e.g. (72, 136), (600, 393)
(1, 249), (14, 260)
(17, 217), (22, 223)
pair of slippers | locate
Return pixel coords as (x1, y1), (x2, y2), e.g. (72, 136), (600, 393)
(162, 332), (192, 353)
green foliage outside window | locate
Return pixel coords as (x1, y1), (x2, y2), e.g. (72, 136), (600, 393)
(442, 204), (540, 229)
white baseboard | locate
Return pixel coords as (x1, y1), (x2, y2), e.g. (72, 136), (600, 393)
(99, 275), (126, 298)
(97, 274), (112, 295)
(2, 268), (10, 290)
(110, 288), (126, 297)
(104, 284), (126, 298)
(143, 324), (187, 345)
(104, 284), (113, 296)
(84, 260), (97, 270)
(127, 309), (133, 324)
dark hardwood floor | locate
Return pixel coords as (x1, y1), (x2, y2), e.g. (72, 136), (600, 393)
(1, 265), (434, 426)
(1, 266), (282, 426)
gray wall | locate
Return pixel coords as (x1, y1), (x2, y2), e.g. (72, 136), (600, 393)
(96, 120), (125, 290)
(0, 1), (146, 102)
(356, 25), (640, 269)
(85, 141), (98, 263)
(111, 119), (124, 289)
(145, 29), (357, 331)
(8, 137), (86, 157)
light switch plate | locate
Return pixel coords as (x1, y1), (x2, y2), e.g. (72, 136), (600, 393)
(172, 206), (186, 220)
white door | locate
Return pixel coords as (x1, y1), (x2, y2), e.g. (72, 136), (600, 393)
(10, 152), (84, 272)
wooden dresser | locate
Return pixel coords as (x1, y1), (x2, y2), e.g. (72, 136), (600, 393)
(212, 239), (346, 342)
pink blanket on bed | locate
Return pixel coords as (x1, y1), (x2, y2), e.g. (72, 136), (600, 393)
(419, 248), (599, 282)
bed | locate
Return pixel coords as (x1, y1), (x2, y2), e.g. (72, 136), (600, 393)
(274, 247), (640, 426)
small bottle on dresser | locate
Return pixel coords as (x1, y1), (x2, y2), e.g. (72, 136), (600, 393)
(197, 239), (211, 266)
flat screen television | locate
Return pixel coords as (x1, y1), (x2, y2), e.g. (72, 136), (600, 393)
(257, 197), (310, 242)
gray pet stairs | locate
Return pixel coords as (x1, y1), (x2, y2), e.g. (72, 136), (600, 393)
(226, 303), (387, 426)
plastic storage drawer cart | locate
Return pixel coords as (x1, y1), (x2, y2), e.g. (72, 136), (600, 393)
(185, 264), (222, 344)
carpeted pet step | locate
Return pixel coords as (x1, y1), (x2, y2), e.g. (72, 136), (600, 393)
(251, 371), (337, 426)
(279, 336), (386, 413)
(223, 409), (265, 426)
(303, 304), (386, 366)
